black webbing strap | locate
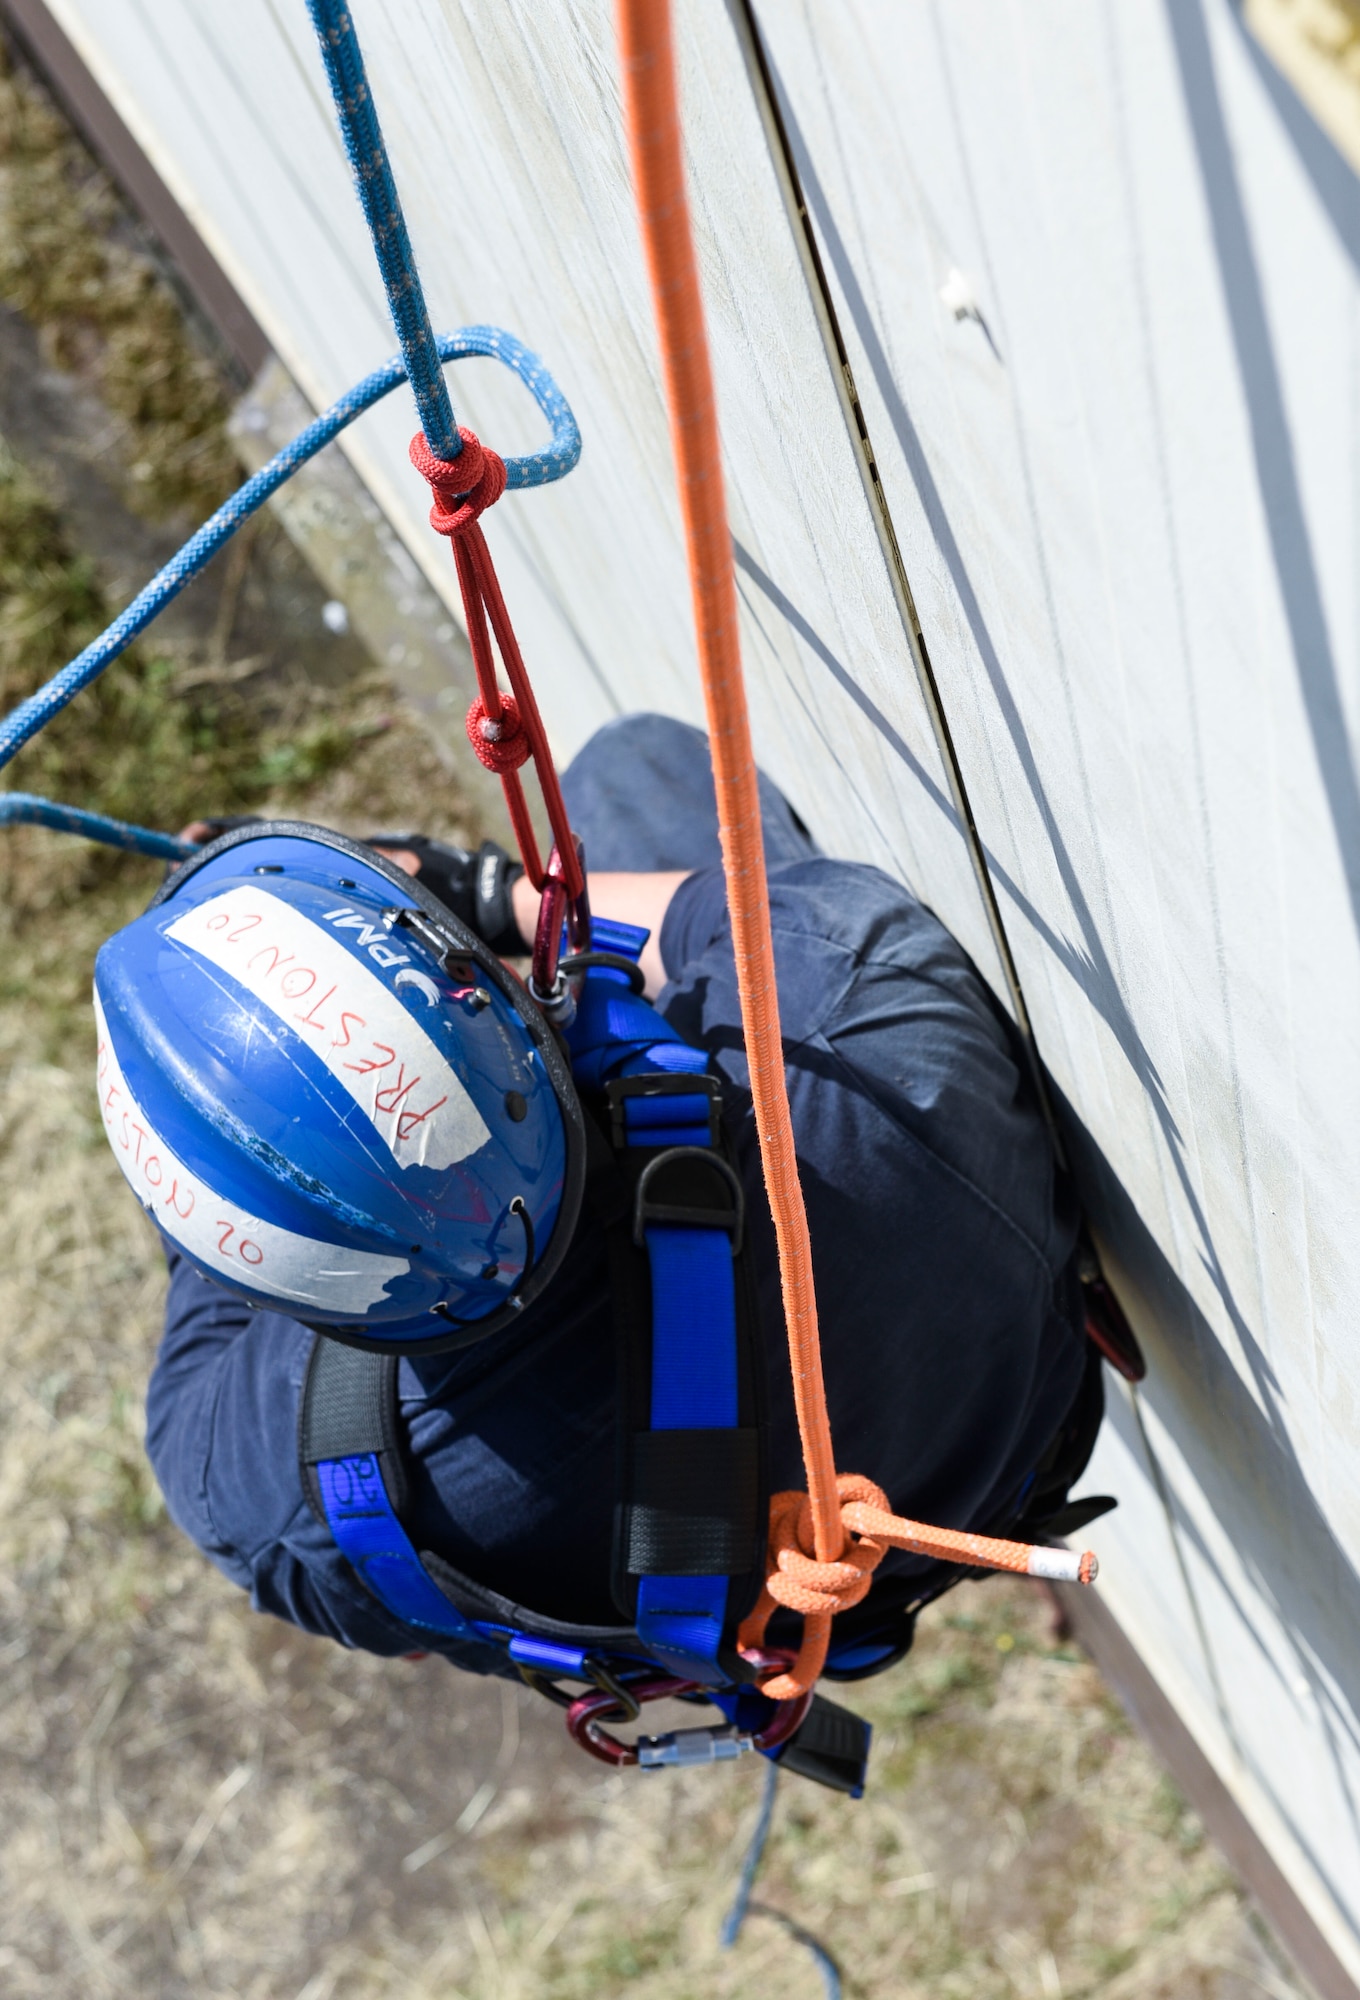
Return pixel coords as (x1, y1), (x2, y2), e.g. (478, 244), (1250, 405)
(298, 1335), (407, 1519)
(595, 1077), (768, 1641)
(626, 1428), (761, 1575)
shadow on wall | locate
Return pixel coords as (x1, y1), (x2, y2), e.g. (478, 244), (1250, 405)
(1067, 1103), (1360, 1921)
(750, 49), (1280, 1439)
(740, 15), (1360, 1920)
(750, 0), (1360, 1625)
(1165, 0), (1360, 937)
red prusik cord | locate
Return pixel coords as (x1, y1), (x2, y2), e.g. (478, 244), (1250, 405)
(409, 428), (584, 907)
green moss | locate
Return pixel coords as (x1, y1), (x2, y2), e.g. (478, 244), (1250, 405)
(0, 442), (365, 950)
(571, 1921), (677, 1992)
(0, 52), (236, 521)
(1089, 1941), (1139, 1980)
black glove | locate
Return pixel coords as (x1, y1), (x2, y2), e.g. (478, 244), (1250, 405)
(164, 814), (266, 881)
(365, 834), (526, 955)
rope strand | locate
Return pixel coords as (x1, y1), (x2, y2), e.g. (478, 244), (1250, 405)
(305, 0), (461, 460)
(617, 0), (841, 1568)
(617, 0), (1096, 1699)
(0, 330), (578, 782)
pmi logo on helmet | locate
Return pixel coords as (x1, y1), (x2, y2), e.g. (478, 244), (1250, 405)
(320, 904), (411, 968)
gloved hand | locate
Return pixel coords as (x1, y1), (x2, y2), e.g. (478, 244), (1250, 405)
(176, 819), (527, 956)
(365, 834), (526, 956)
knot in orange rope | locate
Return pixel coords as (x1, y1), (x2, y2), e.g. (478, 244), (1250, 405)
(739, 1475), (891, 1700)
(465, 691), (532, 775)
(409, 427), (507, 536)
(764, 1477), (888, 1617)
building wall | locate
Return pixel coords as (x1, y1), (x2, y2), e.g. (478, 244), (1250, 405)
(41, 0), (1360, 1974)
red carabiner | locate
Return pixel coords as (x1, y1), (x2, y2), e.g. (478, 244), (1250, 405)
(531, 839), (591, 1006)
(567, 1673), (696, 1767)
(564, 1652), (812, 1768)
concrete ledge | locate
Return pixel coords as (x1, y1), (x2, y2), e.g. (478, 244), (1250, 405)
(229, 359), (510, 838)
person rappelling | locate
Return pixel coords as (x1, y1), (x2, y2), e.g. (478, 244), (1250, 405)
(98, 702), (1106, 1790)
(7, 0), (1136, 1798)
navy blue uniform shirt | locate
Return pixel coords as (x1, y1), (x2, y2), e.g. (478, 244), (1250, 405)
(147, 716), (1086, 1663)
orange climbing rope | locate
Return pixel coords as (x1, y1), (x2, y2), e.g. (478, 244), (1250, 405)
(617, 0), (1095, 1703)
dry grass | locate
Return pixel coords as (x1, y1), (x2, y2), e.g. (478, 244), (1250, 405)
(0, 38), (1316, 2000)
(0, 47), (236, 521)
(0, 1073), (1304, 1999)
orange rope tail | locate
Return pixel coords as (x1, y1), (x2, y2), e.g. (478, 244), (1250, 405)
(617, 0), (1095, 1703)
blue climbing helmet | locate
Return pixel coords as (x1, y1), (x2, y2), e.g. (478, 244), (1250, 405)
(92, 821), (585, 1354)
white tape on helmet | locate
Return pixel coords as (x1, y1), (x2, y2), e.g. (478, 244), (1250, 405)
(166, 884), (490, 1171)
(94, 992), (410, 1313)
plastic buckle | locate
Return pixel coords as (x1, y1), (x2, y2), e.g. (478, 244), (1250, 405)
(636, 1724), (754, 1769)
(632, 1146), (745, 1252)
(605, 1071), (722, 1151)
(777, 1693), (873, 1798)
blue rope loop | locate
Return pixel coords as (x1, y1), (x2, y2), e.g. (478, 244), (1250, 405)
(306, 0), (460, 462)
(0, 328), (579, 782)
(0, 795), (193, 860)
(3, 4), (581, 853)
(720, 1762), (842, 1997)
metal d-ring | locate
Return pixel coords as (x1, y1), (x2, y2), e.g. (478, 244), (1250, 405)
(558, 951), (647, 994)
(515, 1652), (643, 1721)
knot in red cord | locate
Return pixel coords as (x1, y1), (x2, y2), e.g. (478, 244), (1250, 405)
(465, 692), (532, 775)
(763, 1473), (892, 1620)
(409, 427), (507, 536)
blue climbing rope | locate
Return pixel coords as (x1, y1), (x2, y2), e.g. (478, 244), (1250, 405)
(0, 795), (192, 860)
(721, 1763), (842, 1998)
(2, 1), (580, 857)
(305, 0), (461, 463)
(721, 1759), (781, 1950)
(0, 329), (577, 780)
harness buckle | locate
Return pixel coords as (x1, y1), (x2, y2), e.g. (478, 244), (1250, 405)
(605, 1071), (722, 1151)
(632, 1147), (745, 1253)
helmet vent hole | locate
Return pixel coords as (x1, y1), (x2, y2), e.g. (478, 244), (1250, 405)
(504, 1090), (528, 1122)
(254, 864), (284, 874)
(338, 877), (357, 889)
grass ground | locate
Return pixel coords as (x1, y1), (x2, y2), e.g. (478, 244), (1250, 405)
(0, 45), (1316, 2000)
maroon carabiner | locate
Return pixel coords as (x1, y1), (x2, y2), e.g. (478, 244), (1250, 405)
(753, 1686), (813, 1750)
(564, 1652), (813, 1768)
(530, 838), (590, 1003)
(566, 1673), (697, 1767)
(739, 1648), (814, 1751)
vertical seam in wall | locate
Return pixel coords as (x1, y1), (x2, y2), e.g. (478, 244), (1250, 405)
(725, 17), (1249, 1796)
(725, 0), (1065, 1166)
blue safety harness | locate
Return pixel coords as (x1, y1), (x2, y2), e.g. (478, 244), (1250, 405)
(297, 920), (1113, 1791)
(297, 920), (872, 1789)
